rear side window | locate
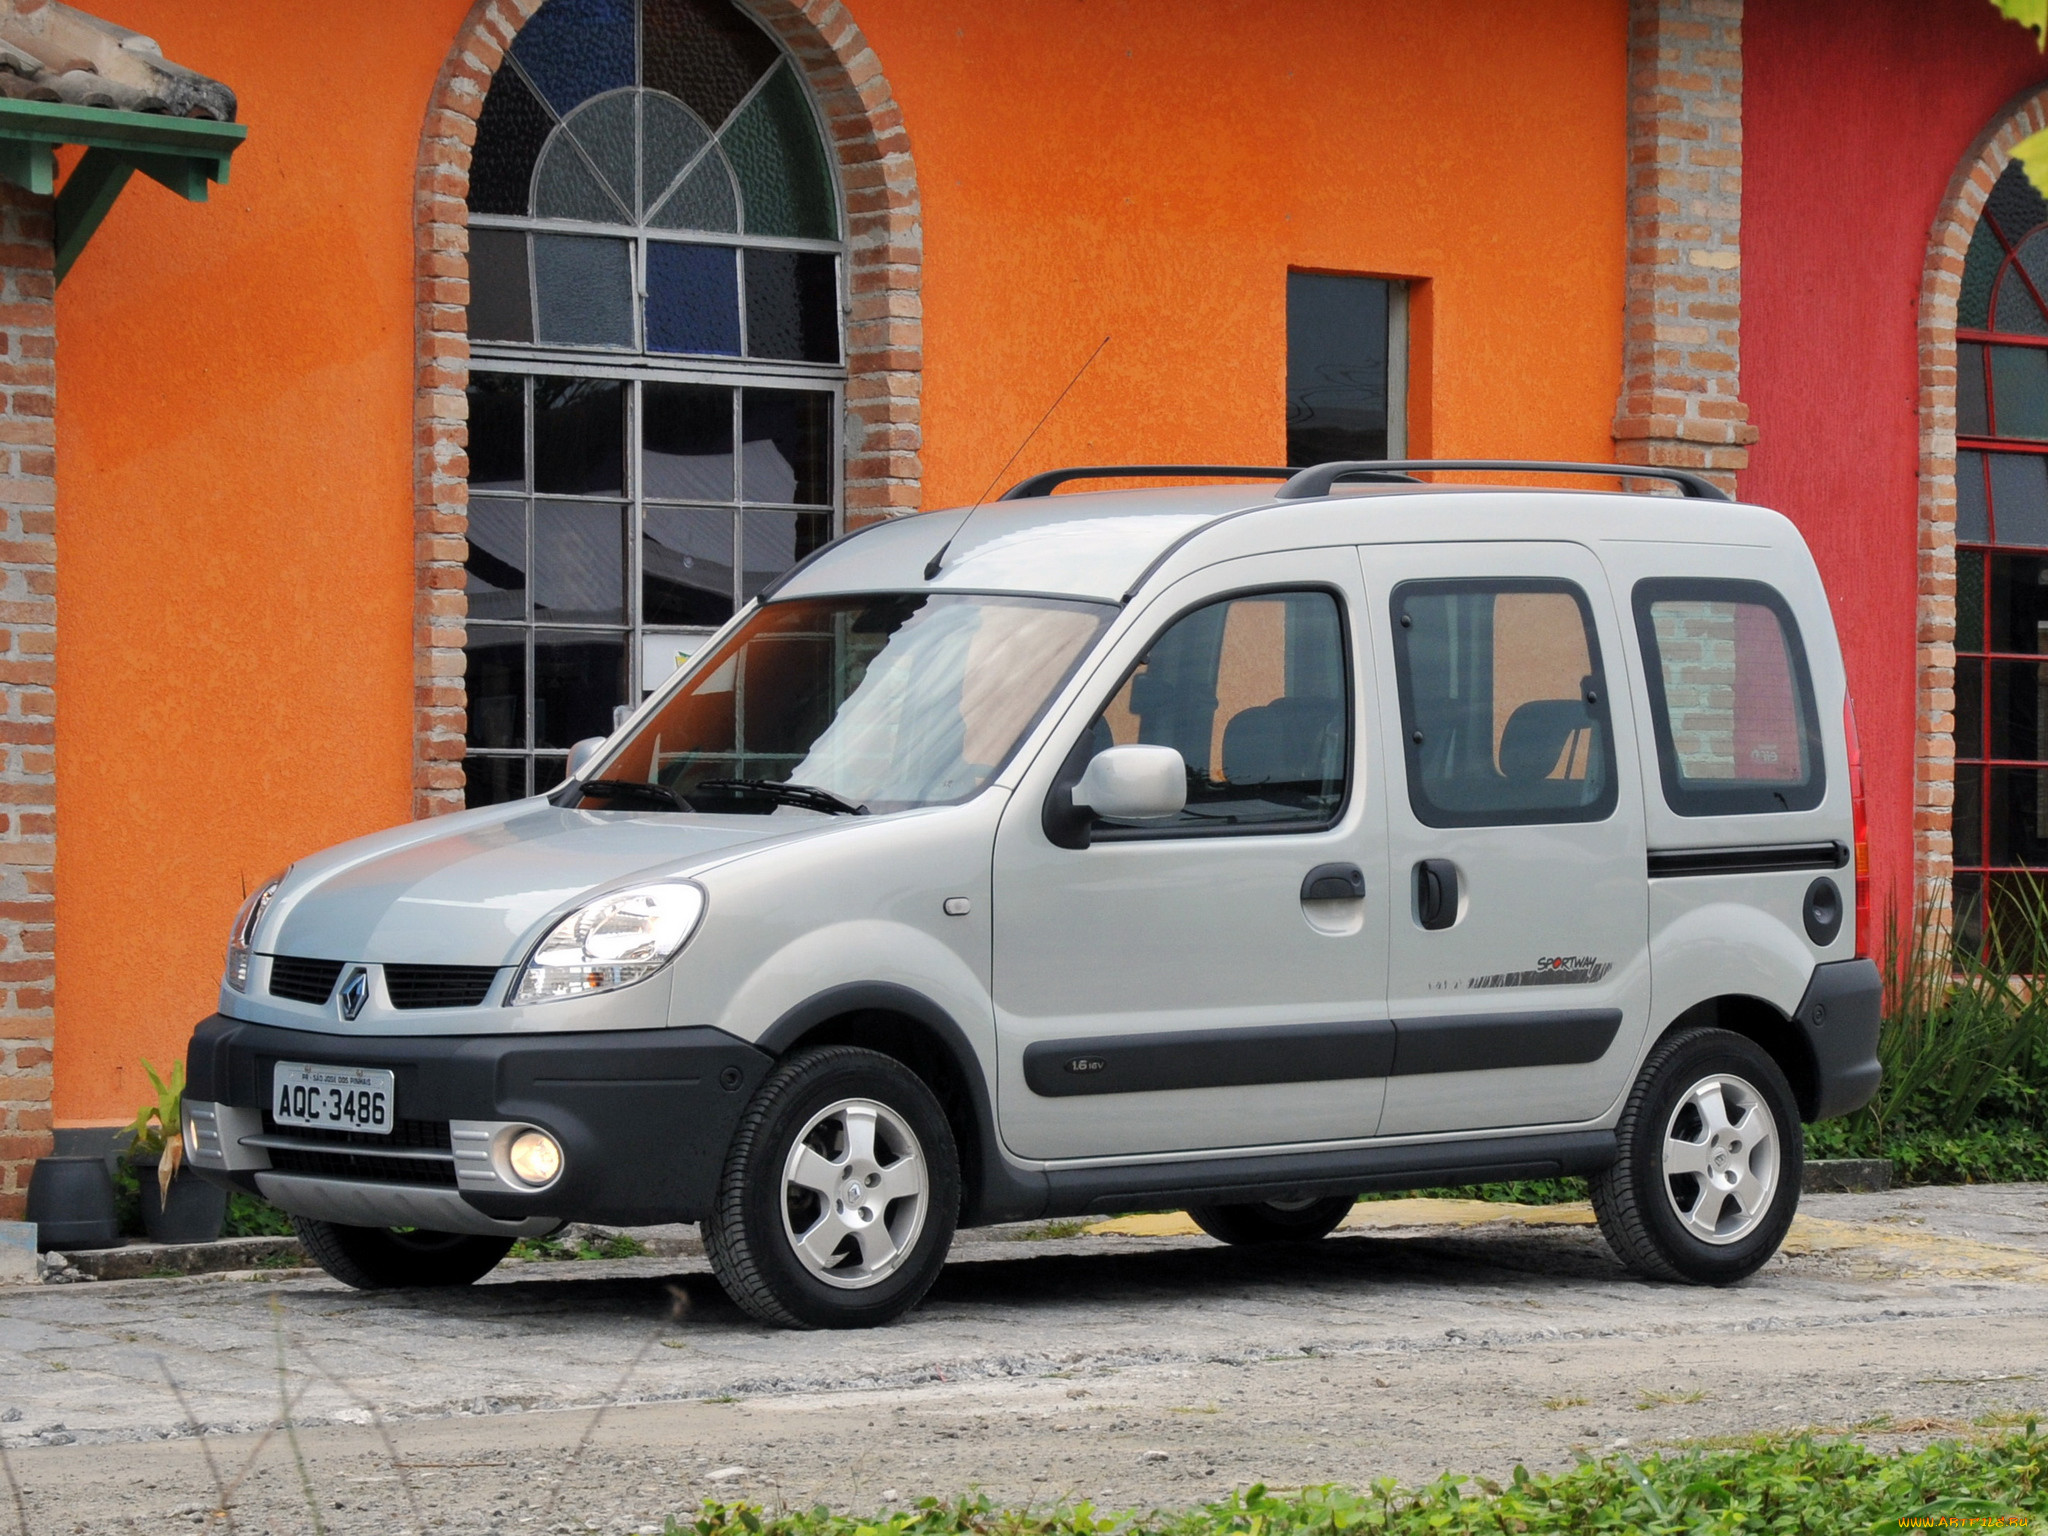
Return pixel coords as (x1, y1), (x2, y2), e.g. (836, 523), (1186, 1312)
(1633, 578), (1824, 816)
(1390, 579), (1617, 826)
(1086, 588), (1349, 835)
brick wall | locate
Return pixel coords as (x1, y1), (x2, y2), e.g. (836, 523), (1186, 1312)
(1615, 0), (1756, 494)
(0, 184), (54, 1219)
(411, 0), (922, 819)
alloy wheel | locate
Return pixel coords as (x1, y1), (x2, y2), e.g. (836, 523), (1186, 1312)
(780, 1097), (929, 1288)
(1660, 1072), (1781, 1246)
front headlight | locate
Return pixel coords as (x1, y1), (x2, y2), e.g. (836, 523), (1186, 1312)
(511, 882), (705, 1005)
(224, 870), (288, 993)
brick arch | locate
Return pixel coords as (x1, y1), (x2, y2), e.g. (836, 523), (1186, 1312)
(1915, 83), (2048, 917)
(409, 0), (923, 818)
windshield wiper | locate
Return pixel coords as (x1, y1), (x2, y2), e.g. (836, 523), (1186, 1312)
(575, 779), (689, 812)
(694, 779), (870, 816)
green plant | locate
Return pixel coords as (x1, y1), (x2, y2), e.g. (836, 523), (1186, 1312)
(121, 1058), (187, 1202)
(225, 1192), (295, 1238)
(659, 1428), (2048, 1536)
(509, 1230), (648, 1262)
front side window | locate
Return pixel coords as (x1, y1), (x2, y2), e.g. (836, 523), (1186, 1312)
(1633, 579), (1822, 817)
(592, 594), (1112, 814)
(1391, 580), (1615, 827)
(1080, 589), (1350, 836)
(462, 0), (844, 806)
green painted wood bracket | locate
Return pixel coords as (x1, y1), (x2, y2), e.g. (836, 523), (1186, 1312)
(0, 97), (248, 282)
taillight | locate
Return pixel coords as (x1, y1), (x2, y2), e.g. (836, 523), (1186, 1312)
(1844, 695), (1871, 957)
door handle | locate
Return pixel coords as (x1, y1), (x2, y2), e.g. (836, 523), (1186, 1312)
(1300, 862), (1365, 901)
(1415, 859), (1458, 930)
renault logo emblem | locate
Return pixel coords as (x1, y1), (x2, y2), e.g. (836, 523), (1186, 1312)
(338, 967), (369, 1021)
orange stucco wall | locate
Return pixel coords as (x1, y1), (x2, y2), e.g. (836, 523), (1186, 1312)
(53, 0), (1626, 1123)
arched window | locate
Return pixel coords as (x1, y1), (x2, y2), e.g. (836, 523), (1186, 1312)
(460, 0), (843, 806)
(1955, 158), (2048, 940)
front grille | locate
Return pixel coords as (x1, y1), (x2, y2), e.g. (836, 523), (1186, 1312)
(266, 1147), (459, 1187)
(383, 963), (500, 1010)
(262, 1113), (451, 1152)
(269, 956), (345, 1005)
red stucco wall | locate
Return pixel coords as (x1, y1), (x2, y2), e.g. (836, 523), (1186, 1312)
(1744, 0), (2048, 918)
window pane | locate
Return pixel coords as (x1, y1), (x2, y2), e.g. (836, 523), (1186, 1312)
(1992, 345), (2048, 439)
(720, 62), (837, 239)
(1995, 264), (2048, 337)
(1991, 552), (2048, 653)
(507, 0), (634, 118)
(1989, 659), (2048, 761)
(535, 754), (569, 795)
(741, 510), (832, 600)
(642, 0), (781, 128)
(465, 498), (528, 622)
(741, 389), (831, 504)
(534, 629), (629, 748)
(1987, 765), (2048, 864)
(1956, 656), (1983, 760)
(533, 234), (634, 348)
(463, 754), (530, 807)
(646, 242), (742, 355)
(533, 500), (627, 623)
(1960, 449), (1990, 543)
(470, 67), (555, 217)
(464, 628), (526, 749)
(644, 382), (734, 499)
(1634, 581), (1823, 815)
(1956, 767), (1984, 869)
(1960, 342), (1989, 437)
(648, 148), (739, 232)
(640, 91), (713, 220)
(1960, 547), (1986, 652)
(533, 376), (624, 495)
(468, 229), (534, 345)
(744, 249), (839, 363)
(1287, 272), (1390, 465)
(561, 92), (636, 213)
(643, 506), (735, 625)
(1991, 451), (2048, 545)
(1091, 591), (1347, 832)
(467, 374), (524, 491)
(1963, 218), (2003, 331)
(532, 132), (632, 224)
(1397, 583), (1615, 825)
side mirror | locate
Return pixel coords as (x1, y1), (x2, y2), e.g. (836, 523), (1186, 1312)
(1072, 745), (1188, 821)
(566, 736), (607, 781)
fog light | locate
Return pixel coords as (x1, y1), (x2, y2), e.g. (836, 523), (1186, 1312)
(506, 1129), (563, 1188)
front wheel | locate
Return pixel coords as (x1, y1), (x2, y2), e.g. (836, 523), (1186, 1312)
(290, 1217), (513, 1290)
(1187, 1195), (1354, 1245)
(702, 1046), (960, 1329)
(1591, 1026), (1802, 1285)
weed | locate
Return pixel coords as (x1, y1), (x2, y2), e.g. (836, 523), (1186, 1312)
(509, 1230), (650, 1262)
(1541, 1395), (1588, 1411)
(1634, 1389), (1707, 1410)
(1011, 1219), (1093, 1241)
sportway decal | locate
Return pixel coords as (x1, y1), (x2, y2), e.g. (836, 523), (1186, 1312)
(1466, 955), (1614, 991)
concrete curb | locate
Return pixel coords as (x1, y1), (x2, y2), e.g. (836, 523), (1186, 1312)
(51, 1235), (308, 1282)
(1804, 1158), (1893, 1194)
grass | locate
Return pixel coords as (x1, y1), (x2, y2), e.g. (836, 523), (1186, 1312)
(660, 1429), (2048, 1536)
(509, 1230), (649, 1262)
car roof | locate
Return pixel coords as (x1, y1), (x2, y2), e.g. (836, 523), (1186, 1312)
(768, 481), (1803, 606)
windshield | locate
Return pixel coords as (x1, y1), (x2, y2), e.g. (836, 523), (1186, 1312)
(587, 593), (1114, 814)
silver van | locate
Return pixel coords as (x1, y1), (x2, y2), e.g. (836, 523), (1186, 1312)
(183, 460), (1881, 1328)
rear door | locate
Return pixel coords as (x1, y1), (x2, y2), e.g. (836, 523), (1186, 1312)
(991, 547), (1391, 1160)
(1366, 541), (1653, 1135)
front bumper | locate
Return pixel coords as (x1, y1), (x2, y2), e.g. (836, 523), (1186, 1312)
(184, 1013), (772, 1230)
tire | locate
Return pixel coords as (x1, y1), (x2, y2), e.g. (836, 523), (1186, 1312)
(290, 1216), (513, 1290)
(702, 1046), (960, 1329)
(1187, 1195), (1354, 1245)
(1591, 1026), (1803, 1285)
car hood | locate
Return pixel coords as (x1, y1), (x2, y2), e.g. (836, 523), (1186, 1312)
(264, 801), (825, 966)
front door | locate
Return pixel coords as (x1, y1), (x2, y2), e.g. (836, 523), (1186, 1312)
(1366, 541), (1651, 1135)
(991, 548), (1390, 1161)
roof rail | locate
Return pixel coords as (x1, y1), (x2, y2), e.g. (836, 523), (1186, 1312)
(1273, 459), (1732, 503)
(998, 464), (1416, 500)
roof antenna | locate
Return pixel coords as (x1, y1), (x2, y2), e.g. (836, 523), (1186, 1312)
(925, 334), (1111, 580)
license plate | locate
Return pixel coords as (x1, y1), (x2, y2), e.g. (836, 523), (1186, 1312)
(272, 1062), (394, 1135)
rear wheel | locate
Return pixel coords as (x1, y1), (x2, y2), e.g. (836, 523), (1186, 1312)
(703, 1046), (960, 1329)
(290, 1217), (513, 1290)
(1591, 1026), (1802, 1285)
(1187, 1195), (1354, 1245)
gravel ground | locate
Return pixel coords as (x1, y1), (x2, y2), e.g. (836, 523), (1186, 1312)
(1, 1185), (2045, 1534)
